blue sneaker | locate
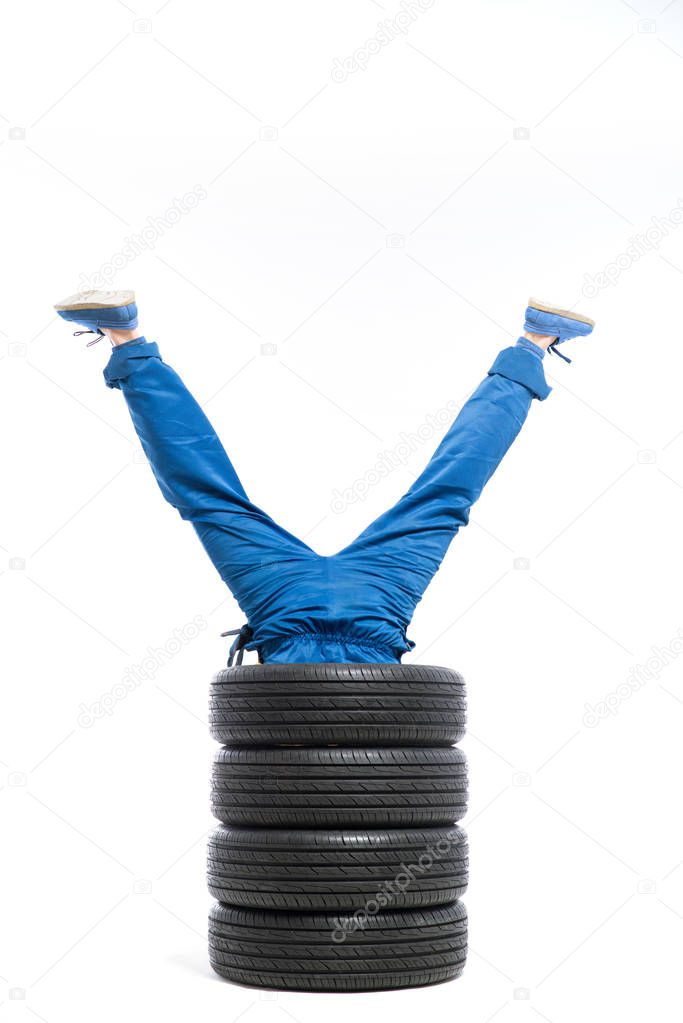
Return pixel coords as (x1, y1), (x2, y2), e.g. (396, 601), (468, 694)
(524, 298), (595, 363)
(54, 289), (138, 345)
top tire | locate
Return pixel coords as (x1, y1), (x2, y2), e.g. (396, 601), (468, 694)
(209, 662), (466, 747)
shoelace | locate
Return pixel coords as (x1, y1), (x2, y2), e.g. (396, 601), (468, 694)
(221, 624), (254, 666)
(73, 329), (105, 347)
(548, 339), (572, 364)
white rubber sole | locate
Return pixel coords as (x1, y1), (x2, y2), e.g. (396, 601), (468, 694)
(54, 289), (135, 311)
(528, 297), (594, 327)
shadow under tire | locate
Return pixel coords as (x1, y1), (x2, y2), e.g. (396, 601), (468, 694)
(209, 663), (466, 747)
(208, 900), (468, 991)
(211, 746), (468, 828)
(207, 824), (468, 910)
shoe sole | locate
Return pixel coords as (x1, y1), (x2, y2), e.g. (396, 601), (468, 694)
(528, 297), (594, 327)
(54, 289), (135, 311)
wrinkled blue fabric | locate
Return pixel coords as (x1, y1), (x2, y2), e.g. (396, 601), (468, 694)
(105, 339), (550, 663)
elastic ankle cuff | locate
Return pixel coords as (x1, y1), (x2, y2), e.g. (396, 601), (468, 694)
(103, 338), (160, 389)
(489, 345), (552, 401)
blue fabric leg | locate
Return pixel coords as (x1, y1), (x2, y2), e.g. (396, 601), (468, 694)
(331, 345), (550, 641)
(104, 339), (319, 645)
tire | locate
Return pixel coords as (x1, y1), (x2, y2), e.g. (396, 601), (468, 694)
(211, 747), (468, 828)
(209, 900), (468, 991)
(207, 825), (468, 910)
(209, 663), (466, 747)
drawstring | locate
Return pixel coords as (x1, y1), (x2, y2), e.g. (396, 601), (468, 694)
(221, 624), (254, 666)
(548, 339), (572, 364)
(73, 329), (106, 347)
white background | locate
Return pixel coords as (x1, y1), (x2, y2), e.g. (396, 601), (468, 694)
(2, 0), (683, 1018)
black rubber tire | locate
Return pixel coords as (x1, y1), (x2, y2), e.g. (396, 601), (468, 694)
(211, 747), (468, 828)
(207, 825), (468, 910)
(209, 900), (467, 991)
(209, 663), (466, 747)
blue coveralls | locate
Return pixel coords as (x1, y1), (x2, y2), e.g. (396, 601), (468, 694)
(104, 340), (550, 664)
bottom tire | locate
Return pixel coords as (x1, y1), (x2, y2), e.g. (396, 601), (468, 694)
(209, 901), (467, 992)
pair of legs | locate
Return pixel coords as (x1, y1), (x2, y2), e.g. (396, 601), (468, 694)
(56, 292), (593, 664)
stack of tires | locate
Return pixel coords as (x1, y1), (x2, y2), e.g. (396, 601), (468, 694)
(208, 663), (468, 992)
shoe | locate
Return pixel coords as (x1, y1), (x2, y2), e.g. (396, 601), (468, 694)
(54, 289), (138, 344)
(525, 298), (595, 363)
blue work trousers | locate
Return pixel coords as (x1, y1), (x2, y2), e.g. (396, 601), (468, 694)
(105, 341), (550, 663)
